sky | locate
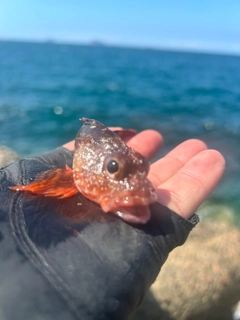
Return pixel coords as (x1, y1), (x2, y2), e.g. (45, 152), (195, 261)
(0, 0), (240, 54)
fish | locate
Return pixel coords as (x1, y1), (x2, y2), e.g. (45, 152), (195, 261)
(10, 118), (157, 224)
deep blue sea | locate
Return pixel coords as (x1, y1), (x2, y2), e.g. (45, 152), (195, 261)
(0, 41), (239, 221)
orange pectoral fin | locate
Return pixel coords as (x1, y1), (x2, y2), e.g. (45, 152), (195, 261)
(10, 167), (78, 199)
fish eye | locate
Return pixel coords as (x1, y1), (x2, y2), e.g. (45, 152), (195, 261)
(107, 159), (119, 174)
(104, 153), (129, 180)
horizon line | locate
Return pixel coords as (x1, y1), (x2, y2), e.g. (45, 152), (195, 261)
(1, 37), (240, 58)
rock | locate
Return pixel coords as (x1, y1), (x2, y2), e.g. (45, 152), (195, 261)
(132, 221), (240, 320)
(0, 146), (21, 168)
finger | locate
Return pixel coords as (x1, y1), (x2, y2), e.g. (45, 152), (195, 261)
(156, 149), (225, 219)
(127, 130), (163, 160)
(63, 140), (75, 150)
(149, 139), (207, 187)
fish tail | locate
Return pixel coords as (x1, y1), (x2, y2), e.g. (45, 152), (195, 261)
(10, 165), (78, 198)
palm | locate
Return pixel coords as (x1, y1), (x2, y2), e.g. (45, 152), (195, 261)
(127, 130), (225, 220)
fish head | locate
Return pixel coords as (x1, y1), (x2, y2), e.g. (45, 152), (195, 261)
(73, 118), (157, 224)
(98, 148), (157, 224)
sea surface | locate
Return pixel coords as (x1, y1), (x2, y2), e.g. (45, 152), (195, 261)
(0, 40), (239, 221)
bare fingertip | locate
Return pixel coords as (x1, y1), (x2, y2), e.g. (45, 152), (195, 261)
(208, 149), (226, 173)
(186, 139), (208, 150)
(63, 141), (75, 150)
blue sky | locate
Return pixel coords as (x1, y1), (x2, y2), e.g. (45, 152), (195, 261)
(1, 0), (240, 54)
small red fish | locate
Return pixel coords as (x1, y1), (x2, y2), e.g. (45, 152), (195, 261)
(10, 118), (157, 224)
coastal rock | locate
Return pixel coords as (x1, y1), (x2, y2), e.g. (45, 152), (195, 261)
(0, 146), (21, 168)
(133, 220), (240, 320)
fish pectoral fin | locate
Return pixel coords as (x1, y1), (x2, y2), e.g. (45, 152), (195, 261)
(10, 167), (78, 199)
(65, 164), (73, 172)
(113, 129), (136, 142)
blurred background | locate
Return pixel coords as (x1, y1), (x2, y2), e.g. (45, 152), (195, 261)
(0, 1), (240, 221)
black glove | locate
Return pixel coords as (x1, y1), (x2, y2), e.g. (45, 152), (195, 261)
(0, 147), (199, 320)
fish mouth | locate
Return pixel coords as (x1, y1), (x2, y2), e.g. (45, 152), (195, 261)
(100, 192), (157, 224)
(115, 206), (151, 224)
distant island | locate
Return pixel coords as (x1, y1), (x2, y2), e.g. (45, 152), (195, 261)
(89, 40), (107, 47)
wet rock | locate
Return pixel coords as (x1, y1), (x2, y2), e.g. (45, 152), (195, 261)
(133, 221), (240, 320)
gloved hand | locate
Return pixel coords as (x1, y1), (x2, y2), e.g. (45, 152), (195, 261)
(0, 146), (198, 320)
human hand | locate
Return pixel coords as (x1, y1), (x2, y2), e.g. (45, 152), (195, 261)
(126, 129), (225, 219)
(64, 128), (225, 220)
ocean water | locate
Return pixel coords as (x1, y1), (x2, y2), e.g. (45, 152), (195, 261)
(0, 41), (239, 220)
